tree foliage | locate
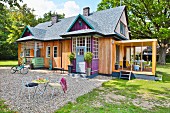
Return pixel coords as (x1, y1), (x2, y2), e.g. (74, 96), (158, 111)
(37, 11), (65, 23)
(0, 1), (65, 60)
(98, 0), (170, 64)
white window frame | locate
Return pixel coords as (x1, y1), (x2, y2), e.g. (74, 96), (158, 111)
(72, 36), (91, 53)
(93, 38), (99, 59)
(46, 46), (50, 58)
(53, 46), (58, 58)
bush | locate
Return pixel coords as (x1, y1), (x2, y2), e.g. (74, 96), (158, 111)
(68, 53), (75, 65)
(84, 52), (93, 68)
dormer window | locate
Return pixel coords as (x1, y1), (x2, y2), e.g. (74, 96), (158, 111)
(79, 20), (82, 27)
(120, 21), (125, 36)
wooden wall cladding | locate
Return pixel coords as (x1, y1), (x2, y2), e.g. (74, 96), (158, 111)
(62, 40), (71, 70)
(98, 38), (112, 74)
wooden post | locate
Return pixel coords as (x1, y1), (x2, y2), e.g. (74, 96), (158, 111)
(133, 46), (135, 65)
(141, 43), (143, 71)
(152, 41), (157, 75)
(112, 41), (116, 71)
(34, 41), (37, 57)
(122, 44), (124, 70)
(131, 43), (132, 71)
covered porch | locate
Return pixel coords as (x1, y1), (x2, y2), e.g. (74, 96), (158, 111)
(18, 40), (44, 68)
(113, 39), (157, 75)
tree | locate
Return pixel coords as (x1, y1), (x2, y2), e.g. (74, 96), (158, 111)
(37, 11), (65, 23)
(97, 0), (170, 64)
(6, 4), (38, 43)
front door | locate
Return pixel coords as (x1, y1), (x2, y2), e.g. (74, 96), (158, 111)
(76, 47), (86, 73)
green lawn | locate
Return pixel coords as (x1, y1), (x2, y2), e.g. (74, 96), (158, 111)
(0, 63), (170, 113)
(0, 99), (17, 113)
(56, 63), (170, 113)
(0, 60), (18, 67)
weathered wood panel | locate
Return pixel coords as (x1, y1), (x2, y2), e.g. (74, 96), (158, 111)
(43, 42), (53, 68)
(30, 49), (34, 56)
(53, 41), (61, 68)
(18, 43), (21, 65)
(99, 38), (112, 74)
(62, 40), (71, 70)
(112, 39), (116, 71)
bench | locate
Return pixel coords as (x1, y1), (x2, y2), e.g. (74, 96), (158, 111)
(53, 67), (64, 74)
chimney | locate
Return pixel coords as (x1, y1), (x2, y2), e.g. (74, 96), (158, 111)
(51, 12), (58, 24)
(83, 7), (90, 16)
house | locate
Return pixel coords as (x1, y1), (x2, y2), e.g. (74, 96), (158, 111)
(17, 6), (157, 76)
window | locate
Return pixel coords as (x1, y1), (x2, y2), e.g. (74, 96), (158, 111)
(93, 38), (98, 58)
(53, 46), (57, 58)
(25, 49), (30, 56)
(72, 36), (91, 53)
(46, 46), (50, 58)
(86, 37), (91, 52)
(120, 22), (126, 35)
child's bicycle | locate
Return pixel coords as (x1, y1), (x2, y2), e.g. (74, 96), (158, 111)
(11, 65), (28, 74)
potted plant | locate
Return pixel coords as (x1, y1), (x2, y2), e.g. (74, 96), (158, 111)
(115, 61), (119, 70)
(68, 53), (75, 73)
(84, 52), (93, 76)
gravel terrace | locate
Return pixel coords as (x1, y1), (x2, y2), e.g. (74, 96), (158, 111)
(0, 67), (111, 113)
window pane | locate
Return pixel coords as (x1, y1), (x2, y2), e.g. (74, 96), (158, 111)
(93, 38), (98, 58)
(46, 47), (50, 58)
(53, 47), (57, 57)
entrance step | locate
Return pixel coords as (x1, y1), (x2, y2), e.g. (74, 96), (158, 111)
(119, 71), (132, 80)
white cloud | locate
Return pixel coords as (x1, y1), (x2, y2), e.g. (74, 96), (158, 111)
(21, 0), (80, 18)
(63, 1), (80, 17)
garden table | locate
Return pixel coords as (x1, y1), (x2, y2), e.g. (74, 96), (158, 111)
(32, 78), (49, 96)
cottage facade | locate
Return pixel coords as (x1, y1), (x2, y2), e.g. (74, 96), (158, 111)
(17, 6), (157, 76)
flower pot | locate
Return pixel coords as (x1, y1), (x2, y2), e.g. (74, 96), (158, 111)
(86, 68), (91, 76)
(68, 65), (73, 73)
(115, 64), (119, 70)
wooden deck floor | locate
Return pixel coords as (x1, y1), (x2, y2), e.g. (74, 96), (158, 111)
(113, 67), (154, 75)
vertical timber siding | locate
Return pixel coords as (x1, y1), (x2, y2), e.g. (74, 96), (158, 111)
(53, 41), (61, 68)
(44, 42), (53, 68)
(62, 40), (71, 70)
(18, 43), (21, 65)
(99, 38), (112, 74)
(112, 39), (116, 71)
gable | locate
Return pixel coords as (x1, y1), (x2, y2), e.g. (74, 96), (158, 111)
(115, 10), (129, 39)
(20, 26), (33, 38)
(67, 14), (94, 32)
(70, 17), (91, 31)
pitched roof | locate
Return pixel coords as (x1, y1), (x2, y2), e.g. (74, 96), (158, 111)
(18, 6), (126, 41)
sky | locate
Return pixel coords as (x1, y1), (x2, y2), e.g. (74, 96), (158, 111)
(21, 0), (101, 18)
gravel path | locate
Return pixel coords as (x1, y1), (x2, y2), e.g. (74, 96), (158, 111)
(0, 67), (111, 113)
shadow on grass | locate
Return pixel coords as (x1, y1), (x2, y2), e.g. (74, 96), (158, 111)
(156, 71), (170, 82)
(102, 79), (142, 99)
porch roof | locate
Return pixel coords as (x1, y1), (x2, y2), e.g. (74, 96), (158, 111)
(115, 39), (157, 46)
(60, 29), (103, 37)
(17, 36), (42, 42)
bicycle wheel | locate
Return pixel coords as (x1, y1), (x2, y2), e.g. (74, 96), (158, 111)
(20, 67), (28, 74)
(11, 66), (17, 74)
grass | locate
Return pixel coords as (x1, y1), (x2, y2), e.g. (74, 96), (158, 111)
(0, 99), (17, 113)
(0, 62), (169, 112)
(56, 63), (170, 113)
(0, 60), (18, 67)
